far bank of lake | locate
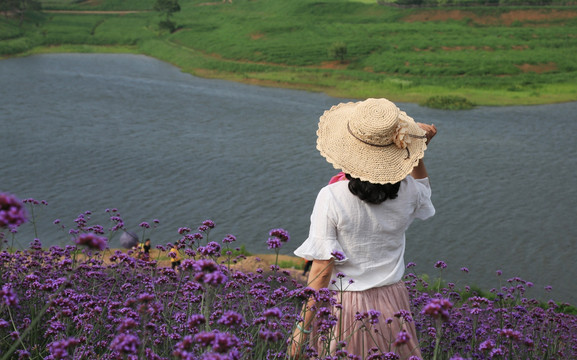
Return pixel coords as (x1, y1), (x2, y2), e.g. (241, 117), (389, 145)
(2, 2), (576, 106)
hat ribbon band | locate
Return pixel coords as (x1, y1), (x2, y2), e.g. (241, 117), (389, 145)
(403, 134), (427, 159)
(347, 122), (394, 147)
(347, 122), (427, 159)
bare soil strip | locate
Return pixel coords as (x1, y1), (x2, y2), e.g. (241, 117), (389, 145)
(403, 9), (577, 25)
(43, 10), (147, 14)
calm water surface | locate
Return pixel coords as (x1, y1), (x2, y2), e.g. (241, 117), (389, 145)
(1, 54), (576, 303)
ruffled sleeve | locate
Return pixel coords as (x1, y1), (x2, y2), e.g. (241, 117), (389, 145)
(294, 186), (348, 264)
(294, 237), (348, 263)
(412, 177), (435, 220)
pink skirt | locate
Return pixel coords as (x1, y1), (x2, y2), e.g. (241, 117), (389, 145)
(312, 281), (422, 360)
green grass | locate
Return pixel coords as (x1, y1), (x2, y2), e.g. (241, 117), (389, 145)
(278, 259), (305, 270)
(2, 0), (577, 105)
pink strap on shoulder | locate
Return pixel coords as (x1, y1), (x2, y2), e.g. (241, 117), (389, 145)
(328, 172), (347, 184)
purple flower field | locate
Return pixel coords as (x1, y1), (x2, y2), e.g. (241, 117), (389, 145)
(1, 192), (576, 359)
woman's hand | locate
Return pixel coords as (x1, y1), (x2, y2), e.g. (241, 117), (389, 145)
(288, 327), (309, 359)
(417, 123), (437, 145)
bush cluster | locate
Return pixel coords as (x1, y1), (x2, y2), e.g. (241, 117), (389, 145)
(421, 96), (475, 110)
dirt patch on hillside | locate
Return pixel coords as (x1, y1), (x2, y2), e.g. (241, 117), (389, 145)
(250, 32), (265, 40)
(441, 45), (493, 51)
(198, 1), (232, 5)
(403, 9), (577, 25)
(232, 254), (305, 272)
(516, 62), (558, 73)
(319, 60), (349, 69)
(43, 10), (145, 14)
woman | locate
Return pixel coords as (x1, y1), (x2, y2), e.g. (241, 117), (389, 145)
(291, 98), (437, 359)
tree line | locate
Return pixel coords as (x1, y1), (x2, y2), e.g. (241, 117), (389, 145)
(0, 0), (41, 25)
(0, 0), (182, 32)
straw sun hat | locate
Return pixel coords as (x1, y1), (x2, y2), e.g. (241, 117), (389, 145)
(317, 98), (428, 184)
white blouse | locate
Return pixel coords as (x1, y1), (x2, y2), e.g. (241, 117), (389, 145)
(294, 176), (435, 291)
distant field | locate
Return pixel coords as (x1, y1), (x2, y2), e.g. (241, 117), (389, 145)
(2, 0), (577, 105)
(38, 0), (155, 10)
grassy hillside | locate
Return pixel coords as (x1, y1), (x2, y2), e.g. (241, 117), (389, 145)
(1, 0), (577, 105)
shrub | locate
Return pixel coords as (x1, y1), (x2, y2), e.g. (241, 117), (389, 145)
(328, 41), (347, 63)
(158, 19), (176, 33)
(422, 95), (475, 110)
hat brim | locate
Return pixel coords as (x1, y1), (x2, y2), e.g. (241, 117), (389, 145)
(317, 101), (427, 184)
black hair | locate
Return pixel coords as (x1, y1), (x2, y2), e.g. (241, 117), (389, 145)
(345, 174), (400, 204)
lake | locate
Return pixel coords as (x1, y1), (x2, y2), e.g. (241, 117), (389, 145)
(1, 54), (576, 303)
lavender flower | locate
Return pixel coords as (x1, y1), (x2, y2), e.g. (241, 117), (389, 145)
(198, 241), (221, 257)
(178, 227), (191, 234)
(331, 250), (346, 261)
(47, 337), (80, 359)
(394, 309), (413, 323)
(0, 284), (18, 307)
(211, 332), (239, 353)
(489, 346), (505, 357)
(262, 307), (282, 318)
(218, 311), (244, 328)
(30, 238), (42, 250)
(0, 192), (28, 229)
(117, 317), (139, 332)
(74, 233), (108, 251)
(499, 328), (521, 341)
(187, 314), (206, 329)
(202, 220), (216, 229)
(258, 328), (283, 342)
(268, 228), (289, 243)
(434, 260), (447, 269)
(0, 205), (575, 360)
(367, 309), (381, 324)
(110, 333), (140, 355)
(266, 237), (281, 249)
(222, 234), (236, 244)
(381, 352), (400, 360)
(422, 298), (453, 321)
(393, 330), (411, 346)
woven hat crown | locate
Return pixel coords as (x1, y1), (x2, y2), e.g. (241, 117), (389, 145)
(316, 97), (427, 184)
(347, 99), (400, 147)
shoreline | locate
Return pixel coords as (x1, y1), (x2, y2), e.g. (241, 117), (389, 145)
(3, 3), (577, 106)
(94, 248), (310, 283)
(79, 248), (577, 306)
(101, 248), (306, 272)
(7, 46), (577, 107)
